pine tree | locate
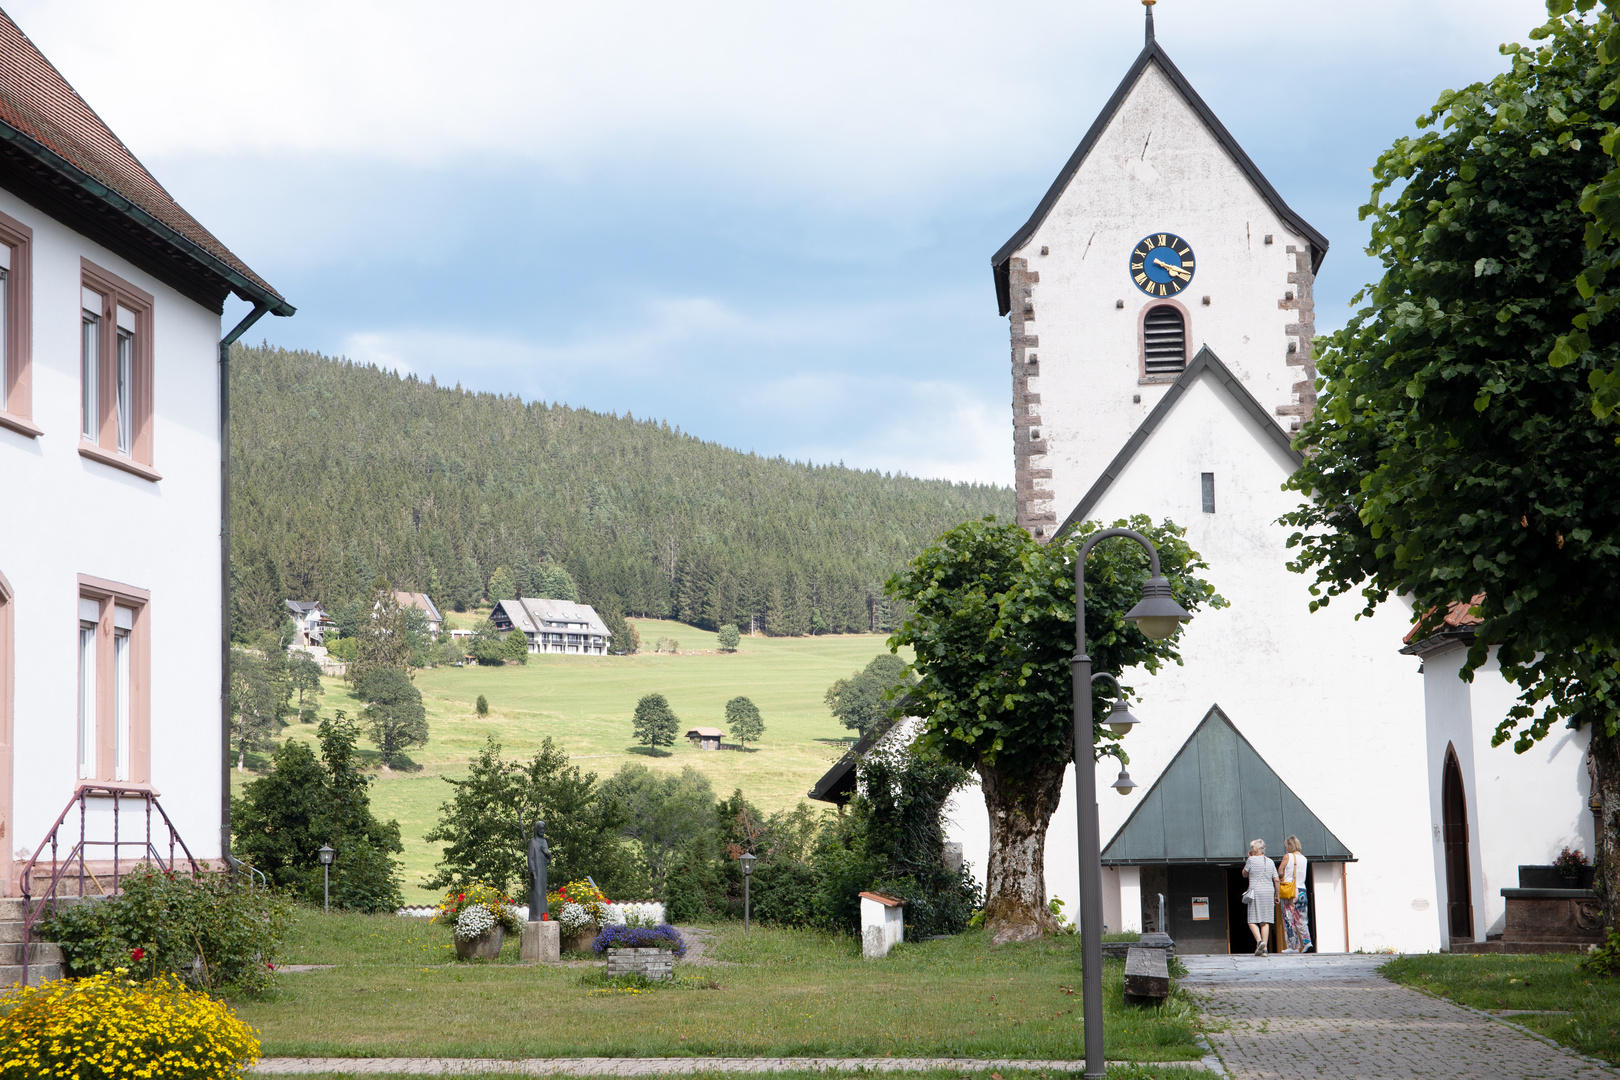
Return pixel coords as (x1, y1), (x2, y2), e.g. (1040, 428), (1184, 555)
(632, 693), (679, 749)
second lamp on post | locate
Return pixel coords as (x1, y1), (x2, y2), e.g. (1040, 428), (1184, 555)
(318, 844), (335, 915)
(739, 852), (756, 935)
(1070, 528), (1191, 1080)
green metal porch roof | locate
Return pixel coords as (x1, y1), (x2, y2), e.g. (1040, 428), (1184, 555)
(1101, 704), (1355, 865)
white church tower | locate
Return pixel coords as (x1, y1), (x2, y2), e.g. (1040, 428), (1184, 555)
(993, 4), (1325, 536)
(964, 4), (1597, 955)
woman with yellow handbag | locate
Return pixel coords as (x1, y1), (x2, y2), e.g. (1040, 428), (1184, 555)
(1279, 835), (1313, 953)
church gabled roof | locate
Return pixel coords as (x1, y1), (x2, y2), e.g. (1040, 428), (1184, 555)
(991, 14), (1328, 316)
(1054, 345), (1301, 539)
(1101, 704), (1355, 865)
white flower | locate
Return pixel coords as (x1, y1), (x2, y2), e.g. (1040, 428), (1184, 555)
(455, 902), (498, 940)
(559, 901), (595, 933)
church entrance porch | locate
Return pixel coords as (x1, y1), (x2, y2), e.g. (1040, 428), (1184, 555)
(1106, 706), (1352, 955)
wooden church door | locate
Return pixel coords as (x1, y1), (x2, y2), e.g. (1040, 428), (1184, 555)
(1442, 745), (1474, 941)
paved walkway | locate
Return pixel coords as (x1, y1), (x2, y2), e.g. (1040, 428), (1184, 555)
(1184, 952), (1617, 1079)
(251, 1058), (1197, 1075)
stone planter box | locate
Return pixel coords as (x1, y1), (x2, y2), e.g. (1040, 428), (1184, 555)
(455, 926), (506, 961)
(1520, 864), (1596, 890)
(561, 930), (597, 954)
(605, 946), (675, 981)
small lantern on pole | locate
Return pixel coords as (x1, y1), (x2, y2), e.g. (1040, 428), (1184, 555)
(739, 852), (757, 935)
(318, 845), (335, 914)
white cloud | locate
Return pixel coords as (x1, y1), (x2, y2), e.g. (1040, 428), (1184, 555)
(4, 0), (1540, 200)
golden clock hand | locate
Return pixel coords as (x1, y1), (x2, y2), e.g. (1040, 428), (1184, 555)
(1152, 257), (1190, 280)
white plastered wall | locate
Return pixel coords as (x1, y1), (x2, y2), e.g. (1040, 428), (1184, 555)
(0, 186), (224, 868)
(1074, 369), (1433, 952)
(1420, 644), (1592, 943)
(1015, 60), (1308, 517)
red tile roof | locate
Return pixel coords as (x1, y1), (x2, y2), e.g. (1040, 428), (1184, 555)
(1403, 593), (1485, 644)
(0, 11), (285, 309)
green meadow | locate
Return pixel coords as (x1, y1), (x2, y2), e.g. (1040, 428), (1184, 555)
(235, 619), (901, 904)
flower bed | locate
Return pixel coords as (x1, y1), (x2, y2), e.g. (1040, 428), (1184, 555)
(0, 969), (259, 1080)
(432, 882), (523, 941)
(604, 901), (665, 926)
(592, 923), (686, 956)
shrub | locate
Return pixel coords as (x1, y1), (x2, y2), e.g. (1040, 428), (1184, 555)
(592, 923), (686, 956)
(0, 970), (259, 1080)
(230, 713), (405, 913)
(45, 866), (291, 995)
(716, 624), (740, 651)
(325, 635), (358, 662)
(476, 693), (489, 716)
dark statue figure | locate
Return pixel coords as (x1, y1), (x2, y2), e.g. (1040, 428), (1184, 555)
(527, 819), (551, 917)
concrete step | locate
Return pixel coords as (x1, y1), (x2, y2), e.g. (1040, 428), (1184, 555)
(0, 961), (62, 986)
(0, 942), (61, 965)
(0, 898), (24, 921)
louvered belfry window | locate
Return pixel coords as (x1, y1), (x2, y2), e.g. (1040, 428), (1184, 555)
(1143, 305), (1186, 377)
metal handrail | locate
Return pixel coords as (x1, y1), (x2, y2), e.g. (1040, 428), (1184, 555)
(18, 784), (202, 984)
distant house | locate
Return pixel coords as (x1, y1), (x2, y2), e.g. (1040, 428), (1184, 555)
(393, 591), (443, 634)
(284, 600), (330, 647)
(490, 598), (612, 655)
(686, 727), (723, 751)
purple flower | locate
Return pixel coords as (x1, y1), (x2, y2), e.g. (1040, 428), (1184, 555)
(592, 923), (686, 956)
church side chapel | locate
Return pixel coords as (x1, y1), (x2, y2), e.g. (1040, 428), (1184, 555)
(967, 3), (1597, 953)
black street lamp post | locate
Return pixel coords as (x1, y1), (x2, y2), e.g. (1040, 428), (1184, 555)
(1071, 528), (1190, 1079)
(318, 844), (335, 915)
(740, 852), (756, 934)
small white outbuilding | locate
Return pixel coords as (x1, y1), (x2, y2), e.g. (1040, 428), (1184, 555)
(859, 891), (904, 958)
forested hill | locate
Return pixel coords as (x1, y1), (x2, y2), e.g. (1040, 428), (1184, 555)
(229, 345), (1013, 637)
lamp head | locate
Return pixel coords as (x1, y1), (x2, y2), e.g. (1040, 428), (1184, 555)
(1112, 767), (1138, 796)
(1106, 698), (1141, 736)
(739, 852), (757, 876)
(1124, 575), (1192, 641)
(318, 844), (335, 866)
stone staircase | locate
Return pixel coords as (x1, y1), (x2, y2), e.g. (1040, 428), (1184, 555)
(0, 897), (64, 986)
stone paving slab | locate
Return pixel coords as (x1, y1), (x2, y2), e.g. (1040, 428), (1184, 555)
(1183, 953), (1619, 1079)
(252, 1058), (1207, 1076)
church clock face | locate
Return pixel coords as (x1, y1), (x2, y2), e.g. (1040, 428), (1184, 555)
(1130, 233), (1195, 296)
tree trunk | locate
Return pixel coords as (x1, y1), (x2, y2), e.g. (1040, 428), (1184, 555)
(237, 747), (244, 772)
(978, 757), (1065, 943)
(1591, 727), (1620, 929)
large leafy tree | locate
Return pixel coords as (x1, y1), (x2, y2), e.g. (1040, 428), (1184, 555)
(599, 764), (717, 896)
(228, 646), (291, 770)
(1280, 5), (1620, 925)
(824, 653), (915, 736)
(725, 696), (764, 749)
(887, 515), (1221, 941)
(356, 666), (428, 769)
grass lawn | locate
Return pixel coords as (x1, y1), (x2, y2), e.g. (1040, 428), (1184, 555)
(237, 620), (894, 904)
(233, 909), (1202, 1062)
(1382, 952), (1620, 1063)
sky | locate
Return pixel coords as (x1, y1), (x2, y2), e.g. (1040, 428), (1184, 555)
(6, 0), (1554, 485)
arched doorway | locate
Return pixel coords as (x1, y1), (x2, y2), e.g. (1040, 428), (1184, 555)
(1442, 745), (1473, 942)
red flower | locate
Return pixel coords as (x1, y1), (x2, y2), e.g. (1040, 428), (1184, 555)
(457, 893), (465, 902)
(131, 947), (145, 961)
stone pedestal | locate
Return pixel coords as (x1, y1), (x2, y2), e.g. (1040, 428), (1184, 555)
(1500, 888), (1603, 944)
(522, 920), (560, 963)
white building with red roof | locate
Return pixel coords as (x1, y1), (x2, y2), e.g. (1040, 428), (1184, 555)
(0, 9), (292, 906)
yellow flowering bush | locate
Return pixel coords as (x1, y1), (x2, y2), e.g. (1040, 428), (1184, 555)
(0, 969), (259, 1079)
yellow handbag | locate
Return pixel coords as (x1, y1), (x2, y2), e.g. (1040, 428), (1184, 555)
(1279, 855), (1298, 900)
